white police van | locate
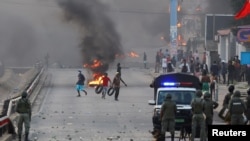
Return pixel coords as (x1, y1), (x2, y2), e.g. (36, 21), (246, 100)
(148, 73), (202, 131)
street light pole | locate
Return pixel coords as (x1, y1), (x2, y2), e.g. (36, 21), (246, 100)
(170, 0), (178, 57)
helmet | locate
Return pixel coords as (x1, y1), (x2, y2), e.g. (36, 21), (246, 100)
(22, 91), (28, 98)
(234, 90), (241, 97)
(196, 90), (203, 97)
(204, 92), (211, 98)
(247, 88), (250, 95)
(165, 94), (172, 99)
(228, 85), (235, 93)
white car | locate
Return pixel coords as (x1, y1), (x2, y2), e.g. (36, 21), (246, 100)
(149, 73), (202, 131)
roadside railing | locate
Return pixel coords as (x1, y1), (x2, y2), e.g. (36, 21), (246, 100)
(0, 67), (44, 137)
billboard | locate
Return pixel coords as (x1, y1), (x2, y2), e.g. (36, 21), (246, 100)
(241, 52), (250, 65)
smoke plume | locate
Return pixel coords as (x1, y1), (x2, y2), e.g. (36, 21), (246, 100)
(57, 0), (123, 73)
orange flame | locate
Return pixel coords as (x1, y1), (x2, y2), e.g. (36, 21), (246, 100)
(84, 59), (103, 69)
(88, 73), (104, 87)
(127, 51), (139, 58)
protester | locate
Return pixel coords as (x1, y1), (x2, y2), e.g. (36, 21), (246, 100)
(117, 63), (121, 75)
(112, 72), (127, 101)
(179, 59), (190, 73)
(201, 70), (210, 93)
(143, 52), (147, 69)
(75, 70), (87, 97)
(100, 72), (112, 99)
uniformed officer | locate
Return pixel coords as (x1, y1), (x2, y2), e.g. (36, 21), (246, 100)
(16, 91), (32, 141)
(221, 85), (235, 122)
(203, 92), (219, 135)
(223, 85), (235, 108)
(246, 88), (250, 125)
(228, 90), (247, 125)
(191, 90), (206, 141)
(159, 94), (177, 141)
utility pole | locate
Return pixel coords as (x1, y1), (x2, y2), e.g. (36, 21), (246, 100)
(170, 0), (178, 57)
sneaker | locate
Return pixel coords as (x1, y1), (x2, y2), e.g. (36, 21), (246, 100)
(77, 95), (81, 97)
(115, 99), (118, 101)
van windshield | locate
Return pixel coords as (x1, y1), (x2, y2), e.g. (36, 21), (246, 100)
(157, 91), (196, 105)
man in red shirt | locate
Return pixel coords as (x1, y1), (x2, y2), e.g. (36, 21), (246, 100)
(100, 72), (112, 99)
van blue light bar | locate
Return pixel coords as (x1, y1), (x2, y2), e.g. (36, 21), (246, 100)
(162, 82), (180, 86)
(162, 82), (193, 87)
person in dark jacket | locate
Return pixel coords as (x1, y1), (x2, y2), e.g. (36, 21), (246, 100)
(117, 63), (121, 75)
(210, 61), (219, 80)
(16, 91), (32, 141)
(221, 60), (227, 84)
(245, 88), (250, 125)
(203, 92), (219, 135)
(227, 60), (235, 85)
(228, 91), (247, 125)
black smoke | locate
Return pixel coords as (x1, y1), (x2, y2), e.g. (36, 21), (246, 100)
(57, 0), (123, 73)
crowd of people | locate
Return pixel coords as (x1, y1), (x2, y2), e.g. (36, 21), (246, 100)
(154, 48), (250, 92)
(153, 48), (250, 141)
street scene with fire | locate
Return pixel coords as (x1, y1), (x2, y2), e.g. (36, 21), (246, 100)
(0, 0), (250, 141)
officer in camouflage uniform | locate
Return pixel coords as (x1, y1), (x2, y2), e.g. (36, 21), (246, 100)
(221, 85), (235, 123)
(228, 90), (247, 125)
(246, 88), (250, 125)
(223, 85), (235, 108)
(159, 94), (177, 141)
(16, 91), (32, 141)
(191, 90), (206, 141)
(203, 92), (218, 135)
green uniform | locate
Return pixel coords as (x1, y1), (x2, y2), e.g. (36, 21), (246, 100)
(228, 95), (246, 125)
(191, 97), (206, 141)
(160, 97), (177, 141)
(16, 97), (31, 138)
(223, 92), (233, 108)
(203, 96), (218, 135)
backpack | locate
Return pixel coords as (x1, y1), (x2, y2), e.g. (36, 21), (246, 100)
(181, 64), (188, 72)
(193, 98), (204, 114)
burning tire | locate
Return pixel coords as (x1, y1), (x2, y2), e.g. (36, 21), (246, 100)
(95, 85), (103, 94)
(107, 87), (115, 96)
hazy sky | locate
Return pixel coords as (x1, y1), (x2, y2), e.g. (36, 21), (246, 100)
(0, 0), (232, 67)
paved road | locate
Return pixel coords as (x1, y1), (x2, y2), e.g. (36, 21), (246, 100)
(30, 68), (155, 141)
(19, 68), (248, 141)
